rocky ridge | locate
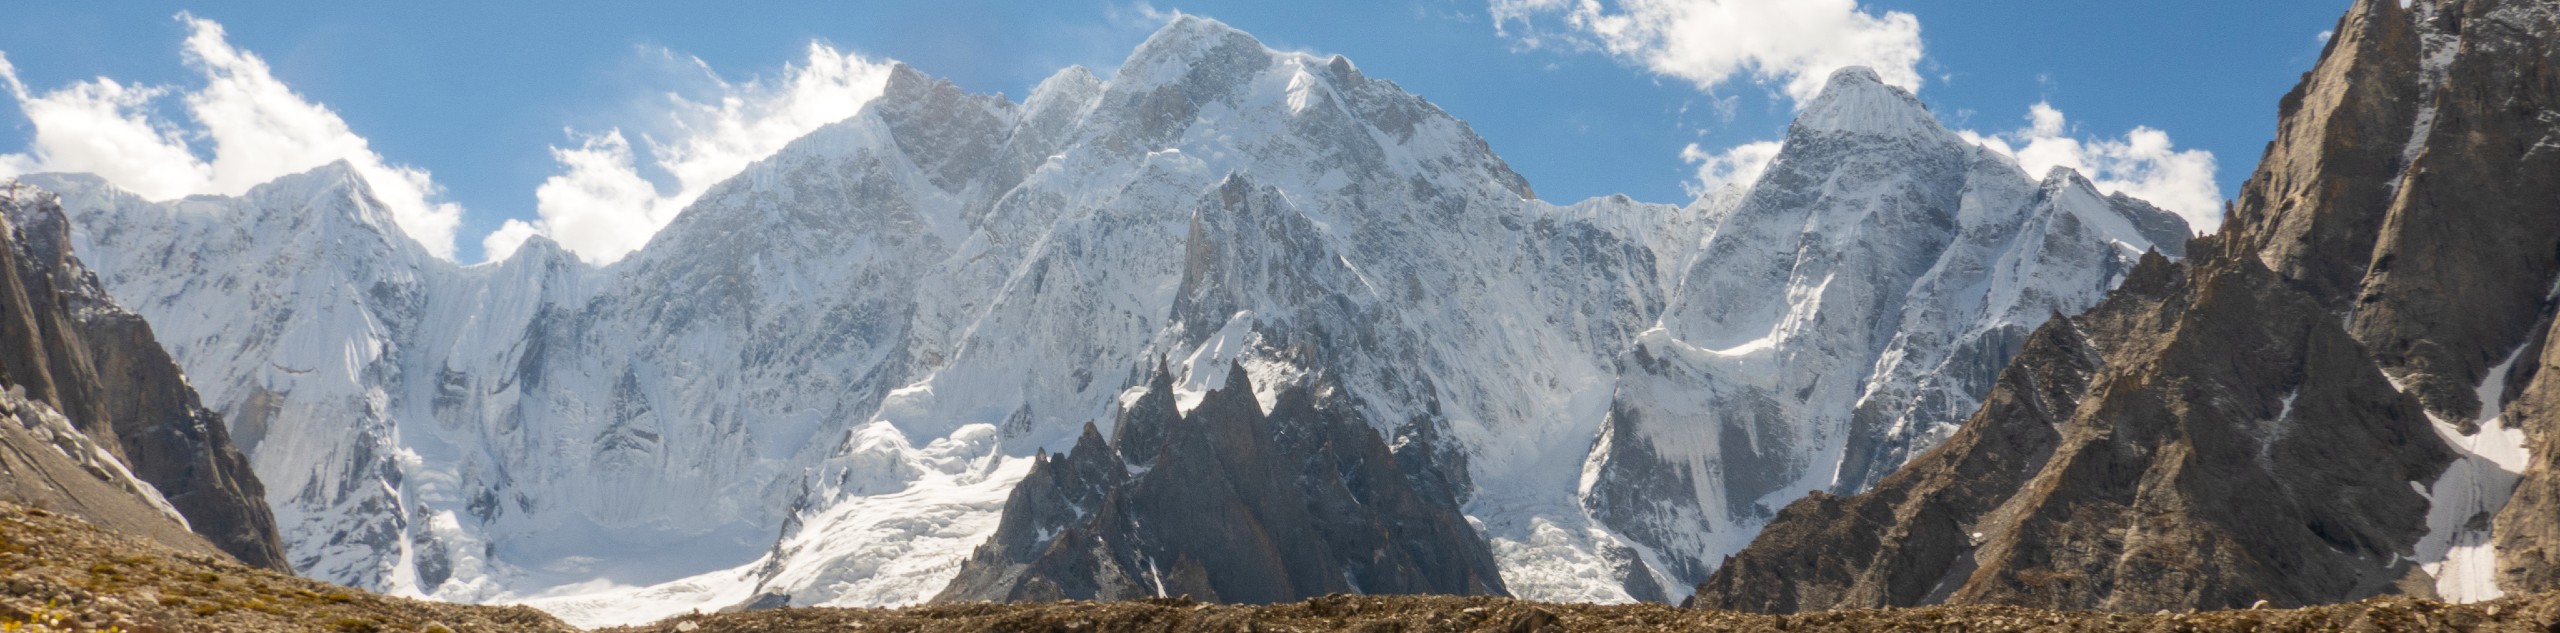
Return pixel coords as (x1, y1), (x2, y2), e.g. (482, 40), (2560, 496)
(0, 184), (287, 572)
(1694, 0), (2560, 612)
(1580, 66), (2191, 598)
(936, 362), (1503, 603)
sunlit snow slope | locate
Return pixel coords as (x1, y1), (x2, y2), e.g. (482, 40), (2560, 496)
(1580, 68), (2191, 600)
(24, 15), (2189, 627)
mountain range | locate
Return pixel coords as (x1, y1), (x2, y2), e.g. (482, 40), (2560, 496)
(11, 0), (2548, 627)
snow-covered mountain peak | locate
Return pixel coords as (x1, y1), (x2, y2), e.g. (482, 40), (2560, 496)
(39, 160), (438, 271)
(31, 14), (2214, 622)
(876, 63), (1014, 119)
(299, 157), (366, 185)
(481, 231), (576, 272)
(2023, 165), (2193, 255)
(1324, 54), (1359, 77)
(228, 160), (408, 241)
(1117, 15), (1269, 88)
(1024, 65), (1104, 115)
(1585, 56), (2196, 594)
(2036, 165), (2098, 191)
(1792, 65), (1943, 140)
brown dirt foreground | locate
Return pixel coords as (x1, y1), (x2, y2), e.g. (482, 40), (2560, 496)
(599, 594), (2560, 633)
(610, 592), (2560, 633)
(0, 502), (574, 632)
(10, 497), (2560, 633)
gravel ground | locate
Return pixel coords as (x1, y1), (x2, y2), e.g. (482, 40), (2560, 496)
(7, 498), (2554, 632)
(607, 591), (2560, 633)
(0, 502), (574, 632)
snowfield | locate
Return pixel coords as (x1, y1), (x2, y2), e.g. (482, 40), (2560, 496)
(26, 16), (2196, 627)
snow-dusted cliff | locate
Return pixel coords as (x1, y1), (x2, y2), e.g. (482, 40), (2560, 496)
(1581, 68), (2190, 600)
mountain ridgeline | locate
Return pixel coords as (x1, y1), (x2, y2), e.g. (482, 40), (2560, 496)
(3, 11), (2282, 627)
(1581, 66), (2191, 594)
(1694, 0), (2560, 612)
(0, 186), (288, 571)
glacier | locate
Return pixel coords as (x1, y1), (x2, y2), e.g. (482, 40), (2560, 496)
(16, 15), (2191, 627)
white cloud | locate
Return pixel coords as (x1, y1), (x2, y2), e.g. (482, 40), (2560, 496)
(492, 42), (894, 265)
(1679, 139), (1779, 195)
(1108, 1), (1179, 29)
(1489, 1), (2221, 228)
(1489, 0), (1925, 103)
(0, 14), (466, 259)
(1962, 102), (2223, 233)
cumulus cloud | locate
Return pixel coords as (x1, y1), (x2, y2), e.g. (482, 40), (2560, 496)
(1489, 0), (1925, 103)
(1679, 139), (1780, 195)
(1489, 0), (2222, 228)
(1961, 102), (2223, 233)
(486, 43), (894, 265)
(0, 14), (467, 259)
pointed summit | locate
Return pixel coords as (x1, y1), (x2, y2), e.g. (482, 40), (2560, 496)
(1144, 14), (1257, 54)
(248, 160), (413, 238)
(494, 232), (572, 267)
(1024, 65), (1102, 114)
(254, 159), (373, 203)
(877, 62), (936, 98)
(2036, 165), (2095, 190)
(2033, 165), (2195, 254)
(1791, 66), (1945, 139)
(305, 158), (365, 183)
(1114, 14), (1271, 90)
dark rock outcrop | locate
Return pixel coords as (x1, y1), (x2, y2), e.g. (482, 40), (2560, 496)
(1696, 248), (2452, 612)
(0, 184), (289, 571)
(936, 361), (1506, 603)
(1694, 0), (2560, 612)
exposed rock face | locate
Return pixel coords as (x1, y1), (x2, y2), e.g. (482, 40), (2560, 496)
(1580, 66), (2193, 596)
(937, 363), (1504, 603)
(28, 14), (2208, 621)
(0, 185), (289, 570)
(0, 374), (219, 562)
(1694, 0), (2560, 612)
(1696, 249), (2453, 612)
(2483, 0), (2560, 595)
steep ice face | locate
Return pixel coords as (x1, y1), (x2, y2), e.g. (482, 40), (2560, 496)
(26, 64), (991, 602)
(35, 15), (2194, 625)
(28, 165), (459, 591)
(760, 16), (1663, 611)
(31, 15), (1643, 620)
(1578, 71), (2190, 599)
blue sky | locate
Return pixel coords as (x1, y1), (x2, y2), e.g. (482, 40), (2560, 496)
(0, 1), (2348, 263)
